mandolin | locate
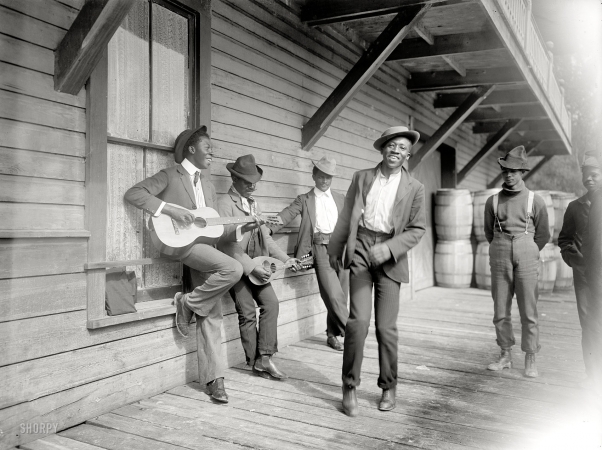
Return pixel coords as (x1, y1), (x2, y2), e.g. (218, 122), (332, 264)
(149, 204), (278, 256)
(248, 253), (314, 286)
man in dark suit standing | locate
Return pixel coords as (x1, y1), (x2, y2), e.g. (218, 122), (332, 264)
(217, 154), (300, 381)
(328, 126), (426, 416)
(124, 126), (243, 403)
(271, 157), (349, 351)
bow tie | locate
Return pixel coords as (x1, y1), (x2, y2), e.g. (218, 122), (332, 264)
(193, 171), (200, 186)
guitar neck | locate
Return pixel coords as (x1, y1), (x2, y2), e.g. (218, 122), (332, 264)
(202, 216), (258, 226)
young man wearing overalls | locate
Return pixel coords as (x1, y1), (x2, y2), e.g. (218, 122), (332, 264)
(483, 146), (550, 377)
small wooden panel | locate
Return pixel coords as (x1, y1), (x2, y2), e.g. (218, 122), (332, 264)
(0, 238), (87, 279)
(0, 118), (85, 157)
(0, 273), (86, 323)
(0, 147), (85, 182)
(0, 203), (85, 231)
(0, 90), (86, 133)
(0, 4), (65, 50)
(0, 174), (84, 205)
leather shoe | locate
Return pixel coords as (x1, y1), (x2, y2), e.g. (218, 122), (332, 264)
(327, 336), (343, 351)
(342, 384), (358, 417)
(524, 353), (538, 378)
(253, 355), (288, 380)
(207, 378), (228, 403)
(174, 292), (193, 337)
(378, 386), (396, 411)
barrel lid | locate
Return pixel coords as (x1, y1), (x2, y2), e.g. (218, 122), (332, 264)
(436, 188), (471, 195)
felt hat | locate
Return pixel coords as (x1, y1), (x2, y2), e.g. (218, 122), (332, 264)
(174, 125), (208, 164)
(373, 126), (420, 151)
(581, 154), (600, 170)
(312, 156), (337, 176)
(498, 145), (530, 171)
(226, 154), (263, 183)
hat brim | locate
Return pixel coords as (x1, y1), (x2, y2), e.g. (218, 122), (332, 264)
(312, 161), (337, 176)
(226, 163), (263, 183)
(373, 130), (420, 151)
(497, 158), (530, 171)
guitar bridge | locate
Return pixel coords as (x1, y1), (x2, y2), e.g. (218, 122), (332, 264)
(171, 219), (180, 235)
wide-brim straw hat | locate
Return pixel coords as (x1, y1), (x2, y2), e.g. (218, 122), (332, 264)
(312, 156), (337, 176)
(226, 154), (263, 183)
(498, 145), (530, 171)
(373, 126), (420, 151)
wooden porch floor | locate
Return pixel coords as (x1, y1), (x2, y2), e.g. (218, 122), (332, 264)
(21, 287), (602, 450)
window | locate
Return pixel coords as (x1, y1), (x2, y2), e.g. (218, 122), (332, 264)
(85, 0), (210, 328)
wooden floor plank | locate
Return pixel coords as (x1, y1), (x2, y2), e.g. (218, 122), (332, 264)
(19, 434), (105, 450)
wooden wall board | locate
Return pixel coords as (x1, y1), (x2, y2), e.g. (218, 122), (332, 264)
(0, 90), (86, 133)
(0, 0), (78, 31)
(0, 34), (54, 75)
(0, 5), (65, 51)
(0, 174), (84, 205)
(0, 119), (85, 157)
(0, 61), (85, 108)
(0, 147), (85, 182)
(0, 238), (87, 279)
(0, 273), (86, 323)
(0, 203), (84, 231)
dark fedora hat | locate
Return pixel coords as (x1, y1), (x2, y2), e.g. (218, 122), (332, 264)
(174, 125), (209, 164)
(373, 126), (420, 151)
(226, 154), (263, 183)
(498, 145), (530, 171)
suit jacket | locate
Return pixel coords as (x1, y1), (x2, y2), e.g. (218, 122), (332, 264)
(558, 194), (589, 267)
(328, 163), (426, 284)
(217, 187), (289, 276)
(274, 188), (345, 259)
(123, 164), (220, 257)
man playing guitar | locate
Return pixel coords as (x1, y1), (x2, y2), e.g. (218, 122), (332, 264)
(124, 126), (243, 403)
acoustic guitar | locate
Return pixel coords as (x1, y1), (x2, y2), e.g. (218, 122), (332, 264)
(248, 253), (314, 286)
(149, 204), (278, 256)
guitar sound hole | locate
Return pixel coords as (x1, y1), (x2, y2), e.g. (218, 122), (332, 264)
(269, 263), (277, 273)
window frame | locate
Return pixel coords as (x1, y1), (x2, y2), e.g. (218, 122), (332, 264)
(84, 0), (211, 329)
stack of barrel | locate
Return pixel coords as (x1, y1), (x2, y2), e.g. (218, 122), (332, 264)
(473, 189), (500, 290)
(551, 191), (577, 291)
(434, 189), (474, 288)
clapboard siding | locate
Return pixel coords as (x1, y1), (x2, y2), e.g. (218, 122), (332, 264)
(0, 147), (85, 182)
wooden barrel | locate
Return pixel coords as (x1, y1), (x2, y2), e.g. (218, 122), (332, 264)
(550, 191), (576, 243)
(475, 241), (491, 290)
(434, 189), (473, 241)
(473, 189), (500, 242)
(534, 190), (555, 243)
(553, 245), (573, 291)
(435, 240), (474, 288)
(538, 243), (557, 294)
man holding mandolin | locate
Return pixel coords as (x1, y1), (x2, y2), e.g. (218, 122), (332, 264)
(124, 126), (243, 404)
(217, 154), (302, 380)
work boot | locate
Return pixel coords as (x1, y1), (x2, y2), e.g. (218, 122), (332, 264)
(342, 384), (358, 417)
(487, 349), (512, 371)
(253, 355), (288, 380)
(378, 386), (396, 411)
(207, 378), (228, 403)
(327, 336), (343, 351)
(524, 353), (539, 378)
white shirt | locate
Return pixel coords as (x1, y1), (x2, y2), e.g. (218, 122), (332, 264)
(313, 187), (338, 234)
(362, 169), (401, 233)
(154, 158), (206, 216)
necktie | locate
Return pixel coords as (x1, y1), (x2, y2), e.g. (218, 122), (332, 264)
(193, 171), (200, 186)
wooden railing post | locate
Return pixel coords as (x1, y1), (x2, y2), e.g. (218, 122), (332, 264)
(523, 0), (531, 49)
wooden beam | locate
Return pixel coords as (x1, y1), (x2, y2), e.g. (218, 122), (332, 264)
(435, 89), (538, 108)
(464, 105), (546, 122)
(487, 141), (541, 188)
(388, 30), (503, 61)
(300, 0), (449, 26)
(407, 67), (525, 92)
(523, 156), (554, 182)
(457, 119), (523, 184)
(301, 4), (431, 151)
(410, 85), (496, 171)
(414, 21), (434, 45)
(472, 119), (554, 134)
(55, 0), (135, 95)
(442, 55), (466, 76)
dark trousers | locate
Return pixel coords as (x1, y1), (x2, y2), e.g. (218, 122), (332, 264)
(313, 241), (349, 337)
(489, 231), (540, 353)
(572, 264), (596, 376)
(342, 227), (401, 389)
(229, 277), (279, 363)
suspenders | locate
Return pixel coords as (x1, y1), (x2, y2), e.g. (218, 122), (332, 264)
(493, 190), (535, 235)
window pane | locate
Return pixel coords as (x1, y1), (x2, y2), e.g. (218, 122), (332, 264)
(151, 3), (190, 146)
(108, 0), (150, 141)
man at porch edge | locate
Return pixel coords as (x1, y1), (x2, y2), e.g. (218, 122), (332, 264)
(124, 126), (243, 404)
(328, 125), (427, 417)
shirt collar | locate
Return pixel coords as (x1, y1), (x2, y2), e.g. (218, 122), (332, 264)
(181, 158), (201, 176)
(377, 168), (401, 181)
(313, 187), (331, 198)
